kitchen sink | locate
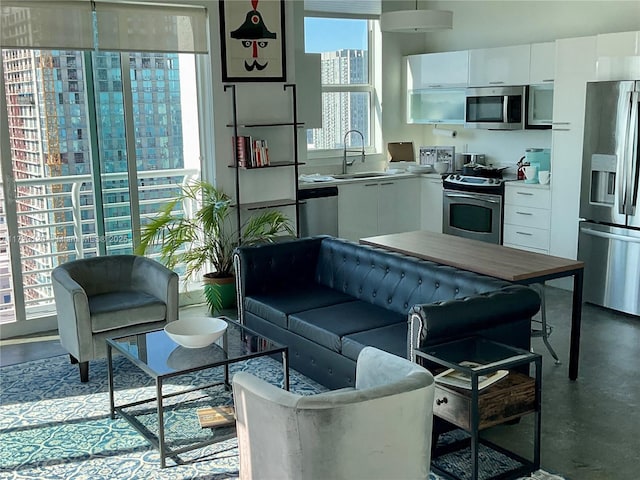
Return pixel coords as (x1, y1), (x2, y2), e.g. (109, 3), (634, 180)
(332, 172), (390, 180)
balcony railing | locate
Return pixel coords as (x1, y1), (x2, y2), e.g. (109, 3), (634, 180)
(0, 168), (199, 325)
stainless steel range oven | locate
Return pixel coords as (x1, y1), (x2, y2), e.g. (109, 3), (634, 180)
(442, 175), (504, 244)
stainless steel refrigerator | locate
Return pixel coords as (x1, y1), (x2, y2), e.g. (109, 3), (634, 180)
(578, 80), (640, 316)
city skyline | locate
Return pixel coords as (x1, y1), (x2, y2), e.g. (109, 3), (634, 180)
(1, 48), (197, 323)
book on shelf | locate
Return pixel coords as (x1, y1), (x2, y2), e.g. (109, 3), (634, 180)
(196, 405), (236, 428)
(434, 360), (509, 390)
(232, 136), (270, 168)
(233, 136), (247, 168)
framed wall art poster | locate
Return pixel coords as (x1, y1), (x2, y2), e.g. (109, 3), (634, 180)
(219, 0), (286, 82)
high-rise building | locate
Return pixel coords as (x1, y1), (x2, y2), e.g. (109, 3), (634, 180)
(309, 49), (369, 150)
(1, 48), (185, 320)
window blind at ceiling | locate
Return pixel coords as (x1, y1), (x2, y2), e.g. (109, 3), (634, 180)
(304, 0), (381, 19)
(0, 1), (94, 50)
(0, 1), (209, 54)
(94, 2), (208, 54)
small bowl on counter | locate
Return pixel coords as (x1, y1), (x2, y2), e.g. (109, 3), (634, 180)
(434, 161), (450, 174)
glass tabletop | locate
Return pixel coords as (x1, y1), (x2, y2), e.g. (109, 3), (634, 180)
(107, 317), (285, 379)
(416, 336), (538, 374)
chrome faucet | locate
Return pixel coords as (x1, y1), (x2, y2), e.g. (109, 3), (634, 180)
(342, 129), (365, 174)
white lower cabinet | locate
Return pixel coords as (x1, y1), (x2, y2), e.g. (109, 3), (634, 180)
(503, 183), (551, 254)
(338, 177), (420, 241)
(420, 176), (443, 233)
(379, 178), (420, 235)
(338, 181), (379, 241)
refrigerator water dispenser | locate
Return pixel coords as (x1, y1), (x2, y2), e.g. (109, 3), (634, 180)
(590, 154), (617, 205)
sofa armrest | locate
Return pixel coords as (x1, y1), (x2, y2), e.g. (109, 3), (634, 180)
(408, 285), (540, 360)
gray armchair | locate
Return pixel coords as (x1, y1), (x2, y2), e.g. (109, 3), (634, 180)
(232, 346), (435, 480)
(52, 255), (179, 382)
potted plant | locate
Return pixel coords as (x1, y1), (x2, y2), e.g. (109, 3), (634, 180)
(136, 180), (294, 314)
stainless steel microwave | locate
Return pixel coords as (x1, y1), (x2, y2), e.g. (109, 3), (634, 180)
(465, 86), (526, 130)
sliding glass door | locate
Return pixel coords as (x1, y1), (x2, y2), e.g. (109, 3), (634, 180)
(0, 48), (202, 332)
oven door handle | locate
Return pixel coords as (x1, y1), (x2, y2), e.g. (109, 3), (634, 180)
(444, 192), (502, 204)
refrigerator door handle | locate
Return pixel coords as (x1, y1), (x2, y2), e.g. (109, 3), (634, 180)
(580, 226), (640, 244)
(628, 90), (639, 211)
(617, 89), (632, 215)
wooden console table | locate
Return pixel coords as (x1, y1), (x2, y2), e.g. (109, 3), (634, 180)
(360, 230), (585, 380)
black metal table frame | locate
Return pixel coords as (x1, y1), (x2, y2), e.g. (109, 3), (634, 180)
(416, 339), (542, 480)
(106, 326), (289, 468)
(514, 266), (583, 381)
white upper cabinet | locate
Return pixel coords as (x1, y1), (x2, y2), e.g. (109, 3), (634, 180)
(406, 89), (466, 124)
(405, 52), (467, 124)
(595, 31), (640, 81)
(468, 45), (531, 87)
(529, 42), (555, 84)
(406, 51), (469, 89)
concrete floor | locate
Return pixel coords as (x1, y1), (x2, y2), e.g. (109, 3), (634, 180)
(0, 289), (638, 480)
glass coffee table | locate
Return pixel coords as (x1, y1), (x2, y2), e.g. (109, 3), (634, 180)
(106, 317), (288, 468)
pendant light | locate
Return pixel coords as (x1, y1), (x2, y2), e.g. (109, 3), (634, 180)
(381, 1), (453, 33)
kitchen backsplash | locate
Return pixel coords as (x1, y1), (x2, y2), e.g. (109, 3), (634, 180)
(422, 126), (552, 171)
(298, 127), (551, 176)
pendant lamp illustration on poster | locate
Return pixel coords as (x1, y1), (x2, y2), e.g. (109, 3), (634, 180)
(219, 0), (286, 82)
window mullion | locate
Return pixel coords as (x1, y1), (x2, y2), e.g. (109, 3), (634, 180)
(321, 84), (372, 93)
(0, 59), (27, 323)
(119, 52), (141, 250)
(84, 51), (107, 256)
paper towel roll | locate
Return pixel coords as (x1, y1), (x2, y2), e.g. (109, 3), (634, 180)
(433, 127), (457, 138)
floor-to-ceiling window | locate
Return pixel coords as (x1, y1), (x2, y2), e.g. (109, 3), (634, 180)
(0, 1), (209, 336)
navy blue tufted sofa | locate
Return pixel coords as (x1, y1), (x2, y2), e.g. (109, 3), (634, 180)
(233, 236), (540, 389)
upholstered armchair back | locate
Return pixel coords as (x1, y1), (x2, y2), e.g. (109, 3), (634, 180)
(233, 346), (435, 480)
(59, 255), (145, 296)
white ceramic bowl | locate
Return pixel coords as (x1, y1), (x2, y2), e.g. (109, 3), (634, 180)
(164, 317), (228, 349)
(434, 161), (450, 174)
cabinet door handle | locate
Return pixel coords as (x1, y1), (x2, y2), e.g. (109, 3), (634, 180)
(428, 84), (442, 88)
(553, 128), (571, 131)
(436, 397), (448, 406)
(364, 183), (378, 187)
(489, 81), (505, 85)
(380, 182), (395, 186)
(552, 121), (570, 125)
(542, 79), (554, 82)
(516, 211), (533, 216)
(516, 191), (534, 196)
(516, 231), (533, 236)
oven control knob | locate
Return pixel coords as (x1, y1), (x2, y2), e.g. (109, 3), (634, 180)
(456, 175), (461, 180)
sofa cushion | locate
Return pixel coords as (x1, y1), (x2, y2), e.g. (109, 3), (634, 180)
(288, 301), (405, 353)
(89, 291), (166, 333)
(244, 285), (353, 329)
(342, 322), (408, 362)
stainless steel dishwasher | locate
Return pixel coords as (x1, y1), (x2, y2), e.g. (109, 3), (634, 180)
(298, 186), (339, 237)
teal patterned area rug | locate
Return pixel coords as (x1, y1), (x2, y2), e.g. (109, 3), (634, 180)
(0, 354), (564, 480)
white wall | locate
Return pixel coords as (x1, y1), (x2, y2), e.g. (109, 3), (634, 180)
(421, 1), (640, 52)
